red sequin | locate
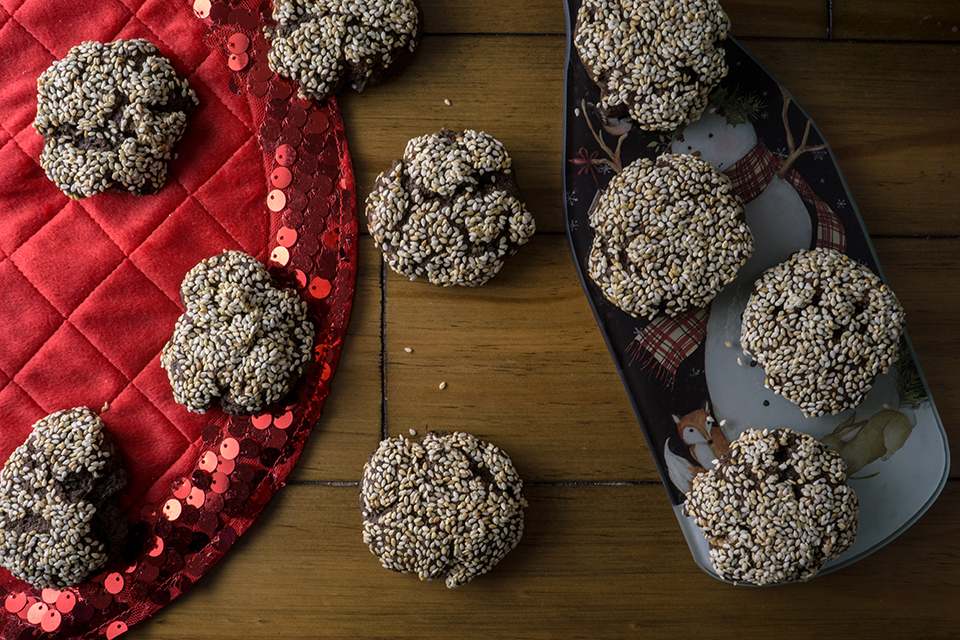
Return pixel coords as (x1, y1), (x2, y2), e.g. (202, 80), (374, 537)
(193, 0), (211, 18)
(227, 33), (249, 54)
(220, 437), (240, 460)
(277, 227), (298, 247)
(267, 189), (287, 212)
(54, 591), (75, 614)
(105, 621), (128, 640)
(199, 451), (218, 473)
(271, 167), (293, 188)
(251, 414), (272, 430)
(4, 594), (25, 614)
(39, 609), (61, 633)
(162, 499), (182, 521)
(228, 52), (249, 71)
(270, 246), (290, 266)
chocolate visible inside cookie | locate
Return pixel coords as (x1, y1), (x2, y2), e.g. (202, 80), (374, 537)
(34, 39), (198, 199)
(366, 128), (536, 286)
(264, 0), (423, 101)
(741, 247), (906, 417)
(683, 428), (859, 585)
(161, 251), (315, 416)
(587, 153), (752, 318)
(0, 407), (127, 589)
(360, 431), (526, 588)
(574, 0), (730, 131)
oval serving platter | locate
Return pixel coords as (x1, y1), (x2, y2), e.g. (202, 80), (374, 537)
(561, 0), (950, 583)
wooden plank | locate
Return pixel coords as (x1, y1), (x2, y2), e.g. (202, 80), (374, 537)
(340, 35), (566, 235)
(344, 36), (960, 237)
(381, 234), (653, 482)
(415, 0), (827, 39)
(743, 40), (960, 237)
(873, 238), (960, 469)
(376, 234), (958, 482)
(834, 0), (960, 41)
(133, 483), (960, 639)
(287, 242), (384, 482)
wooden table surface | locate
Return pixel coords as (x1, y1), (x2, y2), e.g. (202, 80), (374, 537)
(136, 2), (960, 638)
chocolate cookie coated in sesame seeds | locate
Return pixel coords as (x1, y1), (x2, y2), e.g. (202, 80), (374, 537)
(360, 431), (527, 588)
(264, 0), (423, 101)
(683, 428), (858, 585)
(587, 153), (752, 318)
(741, 247), (906, 417)
(574, 0), (730, 131)
(0, 407), (127, 589)
(161, 251), (316, 416)
(34, 39), (198, 200)
(366, 128), (536, 286)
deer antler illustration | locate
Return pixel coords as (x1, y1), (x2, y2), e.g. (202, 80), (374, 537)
(777, 85), (827, 179)
(580, 99), (628, 173)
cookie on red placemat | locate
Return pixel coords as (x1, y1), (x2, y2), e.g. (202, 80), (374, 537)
(263, 0), (423, 101)
(34, 39), (198, 199)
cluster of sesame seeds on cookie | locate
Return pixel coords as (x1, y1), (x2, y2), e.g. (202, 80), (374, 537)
(34, 39), (198, 199)
(741, 248), (906, 417)
(366, 128), (536, 286)
(160, 251), (315, 416)
(264, 0), (421, 100)
(0, 407), (126, 589)
(360, 431), (527, 588)
(574, 0), (730, 130)
(587, 153), (752, 318)
(683, 428), (859, 585)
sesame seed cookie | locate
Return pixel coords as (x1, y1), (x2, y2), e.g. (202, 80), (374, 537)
(587, 153), (752, 318)
(683, 428), (859, 585)
(741, 247), (906, 417)
(365, 128), (536, 286)
(161, 251), (315, 416)
(574, 0), (730, 131)
(360, 431), (527, 588)
(0, 407), (127, 589)
(264, 0), (423, 101)
(34, 39), (198, 200)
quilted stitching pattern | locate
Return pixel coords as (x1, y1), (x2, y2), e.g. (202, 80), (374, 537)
(0, 0), (268, 513)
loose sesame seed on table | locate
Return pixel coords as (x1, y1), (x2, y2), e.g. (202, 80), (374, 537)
(120, 0), (959, 638)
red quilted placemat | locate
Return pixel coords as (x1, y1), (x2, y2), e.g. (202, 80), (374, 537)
(0, 0), (357, 636)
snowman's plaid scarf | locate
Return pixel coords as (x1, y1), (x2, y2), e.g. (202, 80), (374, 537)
(627, 142), (847, 385)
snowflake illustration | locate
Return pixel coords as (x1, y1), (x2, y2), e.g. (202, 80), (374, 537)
(569, 217), (580, 231)
(813, 148), (827, 160)
(819, 177), (826, 185)
(773, 147), (789, 159)
(759, 111), (770, 120)
(836, 198), (848, 209)
(566, 190), (579, 206)
(599, 164), (613, 174)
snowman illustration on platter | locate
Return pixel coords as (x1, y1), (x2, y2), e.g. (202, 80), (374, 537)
(659, 87), (903, 494)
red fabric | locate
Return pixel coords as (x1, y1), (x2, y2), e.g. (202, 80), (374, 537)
(0, 0), (357, 636)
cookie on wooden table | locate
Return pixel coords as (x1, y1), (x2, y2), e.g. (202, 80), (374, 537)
(587, 153), (752, 318)
(0, 407), (127, 589)
(161, 251), (315, 416)
(34, 39), (198, 199)
(741, 247), (906, 417)
(360, 431), (527, 588)
(683, 428), (859, 585)
(574, 0), (730, 131)
(264, 0), (423, 101)
(366, 128), (536, 286)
